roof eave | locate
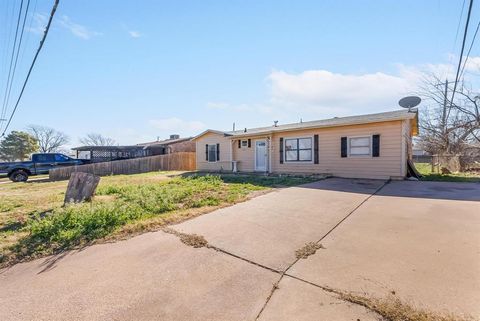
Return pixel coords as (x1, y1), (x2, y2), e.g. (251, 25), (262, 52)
(227, 114), (417, 139)
(190, 129), (228, 141)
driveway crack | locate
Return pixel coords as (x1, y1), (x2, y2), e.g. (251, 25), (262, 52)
(255, 179), (389, 320)
(165, 180), (390, 321)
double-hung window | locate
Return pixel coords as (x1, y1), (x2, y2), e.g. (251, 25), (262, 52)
(285, 137), (312, 162)
(208, 144), (217, 162)
(348, 136), (371, 156)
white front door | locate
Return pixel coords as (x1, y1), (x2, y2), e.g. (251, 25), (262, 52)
(255, 140), (267, 171)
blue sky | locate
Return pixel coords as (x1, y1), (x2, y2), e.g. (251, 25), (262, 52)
(1, 0), (479, 146)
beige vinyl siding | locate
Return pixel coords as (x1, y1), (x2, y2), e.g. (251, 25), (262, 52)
(269, 121), (403, 179)
(195, 132), (232, 171)
(232, 137), (269, 172)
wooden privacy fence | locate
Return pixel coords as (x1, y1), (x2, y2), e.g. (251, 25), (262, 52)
(49, 152), (196, 181)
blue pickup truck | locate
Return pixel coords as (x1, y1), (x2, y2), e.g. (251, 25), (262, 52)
(0, 153), (89, 182)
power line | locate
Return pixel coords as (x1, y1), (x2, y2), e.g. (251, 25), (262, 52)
(1, 0), (24, 131)
(447, 0), (474, 120)
(459, 19), (480, 80)
(0, 0), (60, 137)
(453, 0), (467, 48)
(447, 0), (467, 78)
(1, 1), (16, 91)
(2, 0), (31, 131)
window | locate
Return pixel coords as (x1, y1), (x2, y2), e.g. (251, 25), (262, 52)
(34, 154), (55, 162)
(284, 137), (312, 162)
(349, 136), (371, 156)
(241, 140), (248, 147)
(54, 154), (70, 162)
(208, 144), (217, 162)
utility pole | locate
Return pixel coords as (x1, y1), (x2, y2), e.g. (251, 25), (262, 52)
(442, 80), (448, 134)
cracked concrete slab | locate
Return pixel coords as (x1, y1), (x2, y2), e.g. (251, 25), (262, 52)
(173, 178), (385, 271)
(258, 276), (379, 321)
(0, 231), (278, 321)
(288, 181), (480, 318)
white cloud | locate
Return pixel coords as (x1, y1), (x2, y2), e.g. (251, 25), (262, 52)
(128, 30), (142, 38)
(464, 56), (480, 74)
(268, 69), (412, 112)
(149, 117), (206, 133)
(207, 58), (480, 121)
(57, 15), (102, 40)
(207, 102), (259, 112)
(27, 13), (47, 34)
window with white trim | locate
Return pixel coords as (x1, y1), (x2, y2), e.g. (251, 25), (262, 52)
(241, 140), (248, 147)
(208, 144), (217, 162)
(349, 136), (371, 156)
(285, 137), (312, 162)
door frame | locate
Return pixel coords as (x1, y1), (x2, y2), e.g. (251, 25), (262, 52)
(254, 139), (268, 172)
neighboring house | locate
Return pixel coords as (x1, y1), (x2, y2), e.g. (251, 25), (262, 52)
(73, 135), (195, 163)
(192, 109), (418, 180)
(137, 135), (195, 154)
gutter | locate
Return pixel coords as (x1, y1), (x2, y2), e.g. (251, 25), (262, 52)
(227, 114), (417, 139)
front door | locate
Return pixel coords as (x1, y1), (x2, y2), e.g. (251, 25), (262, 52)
(255, 140), (267, 171)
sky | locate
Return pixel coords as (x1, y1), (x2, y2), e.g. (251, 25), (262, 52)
(1, 0), (479, 147)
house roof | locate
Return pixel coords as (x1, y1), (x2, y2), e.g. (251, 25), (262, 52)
(193, 109), (418, 140)
(137, 137), (192, 147)
(72, 145), (146, 151)
(191, 130), (231, 140)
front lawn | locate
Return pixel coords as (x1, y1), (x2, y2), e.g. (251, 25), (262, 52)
(414, 163), (480, 183)
(0, 172), (316, 267)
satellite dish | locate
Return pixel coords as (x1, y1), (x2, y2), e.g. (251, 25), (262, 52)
(398, 96), (421, 110)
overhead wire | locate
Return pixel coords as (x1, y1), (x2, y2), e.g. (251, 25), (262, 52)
(0, 0), (24, 132)
(1, 0), (60, 137)
(2, 0), (32, 131)
(459, 19), (480, 81)
(447, 0), (475, 120)
(446, 0), (467, 79)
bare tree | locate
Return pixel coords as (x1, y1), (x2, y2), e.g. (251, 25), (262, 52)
(27, 125), (70, 153)
(416, 74), (480, 155)
(79, 133), (116, 146)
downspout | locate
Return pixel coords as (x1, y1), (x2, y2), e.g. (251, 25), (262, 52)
(230, 139), (233, 171)
(401, 120), (407, 177)
(268, 135), (272, 174)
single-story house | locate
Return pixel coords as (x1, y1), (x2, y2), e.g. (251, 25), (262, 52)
(192, 109), (418, 180)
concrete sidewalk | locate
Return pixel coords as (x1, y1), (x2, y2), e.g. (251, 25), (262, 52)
(173, 178), (385, 271)
(0, 232), (277, 321)
(1, 179), (479, 320)
(286, 181), (480, 318)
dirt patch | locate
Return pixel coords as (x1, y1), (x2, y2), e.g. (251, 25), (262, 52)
(295, 242), (325, 259)
(162, 227), (208, 248)
(338, 292), (473, 321)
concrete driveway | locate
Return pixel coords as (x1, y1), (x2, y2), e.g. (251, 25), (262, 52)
(1, 178), (479, 321)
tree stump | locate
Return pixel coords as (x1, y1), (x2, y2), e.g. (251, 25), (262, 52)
(64, 172), (101, 204)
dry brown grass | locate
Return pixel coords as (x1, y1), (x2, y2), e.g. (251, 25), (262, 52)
(162, 227), (208, 248)
(338, 292), (473, 321)
(1, 172), (314, 267)
(295, 242), (325, 259)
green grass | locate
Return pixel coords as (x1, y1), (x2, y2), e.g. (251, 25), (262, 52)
(415, 163), (480, 183)
(218, 174), (319, 187)
(0, 172), (316, 266)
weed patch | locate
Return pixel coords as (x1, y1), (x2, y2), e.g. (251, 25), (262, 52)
(338, 292), (472, 321)
(163, 227), (208, 248)
(295, 242), (325, 259)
